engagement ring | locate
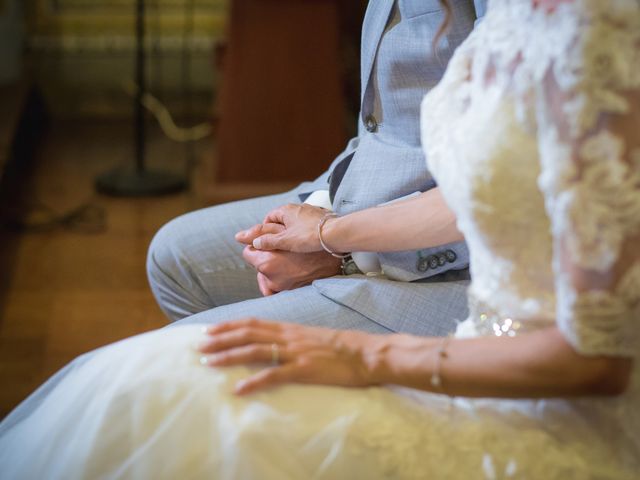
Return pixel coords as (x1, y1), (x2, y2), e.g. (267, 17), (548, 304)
(270, 343), (280, 365)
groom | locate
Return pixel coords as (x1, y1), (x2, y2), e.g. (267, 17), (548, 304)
(147, 0), (486, 336)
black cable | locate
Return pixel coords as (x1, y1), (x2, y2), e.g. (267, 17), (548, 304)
(1, 198), (107, 234)
(134, 0), (146, 174)
(152, 0), (163, 112)
(181, 0), (198, 177)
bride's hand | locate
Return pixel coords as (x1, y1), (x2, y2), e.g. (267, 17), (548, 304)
(197, 318), (388, 395)
(237, 204), (330, 253)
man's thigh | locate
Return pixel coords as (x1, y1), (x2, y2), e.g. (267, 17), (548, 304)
(147, 182), (323, 321)
(170, 285), (394, 335)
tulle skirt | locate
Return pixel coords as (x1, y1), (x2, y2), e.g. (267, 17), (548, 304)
(0, 325), (636, 479)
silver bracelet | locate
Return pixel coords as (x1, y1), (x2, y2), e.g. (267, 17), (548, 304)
(317, 212), (349, 259)
(430, 335), (452, 393)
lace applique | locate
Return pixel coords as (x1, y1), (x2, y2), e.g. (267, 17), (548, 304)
(557, 264), (640, 356)
(550, 130), (640, 271)
(519, 0), (640, 356)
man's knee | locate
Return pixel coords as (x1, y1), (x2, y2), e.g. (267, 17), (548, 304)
(147, 214), (189, 289)
(147, 205), (268, 320)
(146, 211), (221, 321)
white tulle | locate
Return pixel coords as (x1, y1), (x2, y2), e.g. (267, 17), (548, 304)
(0, 325), (637, 479)
(1, 0), (639, 478)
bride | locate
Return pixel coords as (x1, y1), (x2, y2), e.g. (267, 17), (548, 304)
(1, 0), (638, 478)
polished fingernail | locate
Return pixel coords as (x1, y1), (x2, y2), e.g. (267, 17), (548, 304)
(199, 356), (209, 366)
(193, 341), (208, 352)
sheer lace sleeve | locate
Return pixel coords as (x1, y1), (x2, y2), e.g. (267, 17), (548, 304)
(535, 0), (640, 357)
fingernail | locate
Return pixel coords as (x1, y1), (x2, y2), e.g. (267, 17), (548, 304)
(201, 326), (210, 334)
(235, 380), (248, 393)
(252, 238), (262, 249)
(199, 356), (209, 366)
(193, 341), (209, 352)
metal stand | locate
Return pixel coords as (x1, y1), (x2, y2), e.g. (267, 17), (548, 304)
(95, 0), (186, 196)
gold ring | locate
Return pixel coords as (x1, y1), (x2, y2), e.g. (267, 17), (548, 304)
(270, 343), (280, 365)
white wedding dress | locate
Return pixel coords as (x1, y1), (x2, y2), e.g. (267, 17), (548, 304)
(1, 1), (639, 478)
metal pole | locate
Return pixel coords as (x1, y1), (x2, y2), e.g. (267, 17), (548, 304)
(94, 0), (187, 196)
(135, 0), (146, 174)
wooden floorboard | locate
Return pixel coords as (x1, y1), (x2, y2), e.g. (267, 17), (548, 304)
(0, 119), (210, 418)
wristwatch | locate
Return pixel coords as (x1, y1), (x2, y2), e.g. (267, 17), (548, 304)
(341, 254), (363, 275)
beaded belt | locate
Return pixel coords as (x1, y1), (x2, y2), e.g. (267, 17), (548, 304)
(467, 294), (523, 337)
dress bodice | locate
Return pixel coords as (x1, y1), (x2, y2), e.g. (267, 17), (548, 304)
(422, 0), (640, 466)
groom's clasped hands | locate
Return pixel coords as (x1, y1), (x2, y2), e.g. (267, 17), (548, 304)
(234, 204), (341, 296)
(241, 203), (330, 253)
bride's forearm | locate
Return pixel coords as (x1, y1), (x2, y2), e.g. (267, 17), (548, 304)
(362, 327), (632, 398)
(323, 188), (463, 253)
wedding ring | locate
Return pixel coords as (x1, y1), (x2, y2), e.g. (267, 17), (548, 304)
(270, 343), (280, 365)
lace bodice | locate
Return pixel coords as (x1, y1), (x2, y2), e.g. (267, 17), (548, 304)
(422, 0), (640, 466)
(423, 0), (640, 351)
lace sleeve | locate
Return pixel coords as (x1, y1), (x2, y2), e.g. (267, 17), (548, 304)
(535, 1), (640, 357)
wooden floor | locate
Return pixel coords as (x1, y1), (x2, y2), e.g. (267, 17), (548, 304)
(0, 120), (210, 418)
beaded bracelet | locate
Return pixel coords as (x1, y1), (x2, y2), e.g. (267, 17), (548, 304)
(317, 212), (349, 259)
(430, 335), (452, 393)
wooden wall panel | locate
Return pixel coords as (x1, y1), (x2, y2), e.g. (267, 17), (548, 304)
(213, 0), (346, 186)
